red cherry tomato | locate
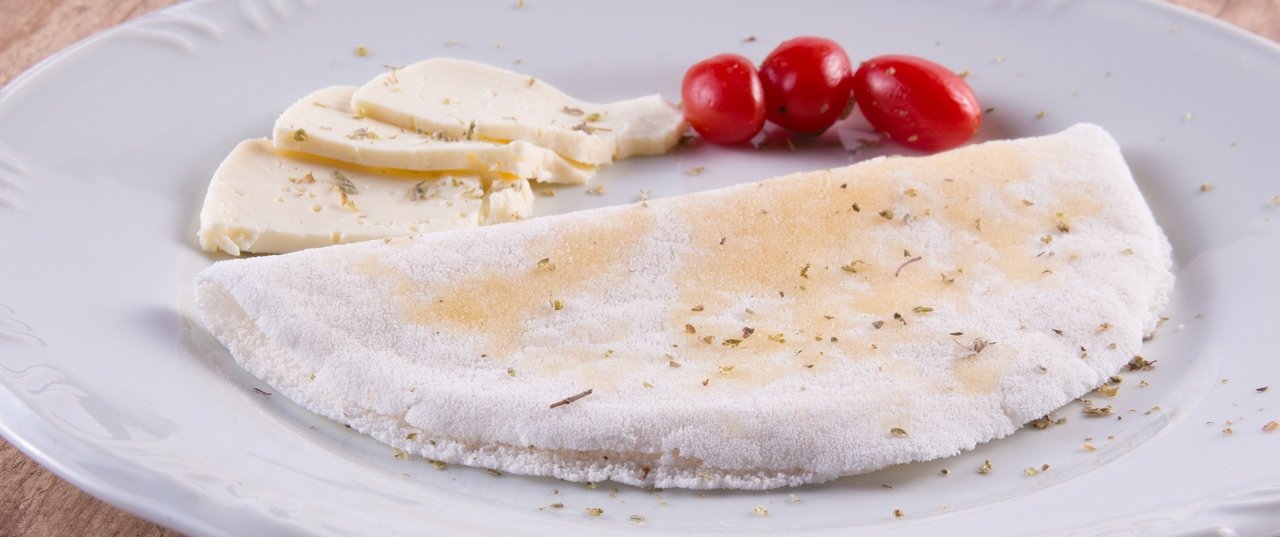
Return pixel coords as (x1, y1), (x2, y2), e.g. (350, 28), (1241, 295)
(851, 54), (982, 152)
(681, 54), (766, 145)
(758, 37), (854, 134)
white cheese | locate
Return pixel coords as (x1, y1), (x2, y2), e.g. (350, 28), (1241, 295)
(351, 58), (687, 166)
(197, 139), (532, 256)
(274, 86), (596, 185)
(482, 175), (535, 226)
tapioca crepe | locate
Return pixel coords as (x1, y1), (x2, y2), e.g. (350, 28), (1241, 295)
(194, 124), (1173, 490)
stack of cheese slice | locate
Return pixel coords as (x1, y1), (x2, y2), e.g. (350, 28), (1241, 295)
(195, 124), (1174, 489)
(197, 58), (687, 256)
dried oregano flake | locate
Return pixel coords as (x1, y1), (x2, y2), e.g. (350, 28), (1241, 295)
(1082, 404), (1113, 417)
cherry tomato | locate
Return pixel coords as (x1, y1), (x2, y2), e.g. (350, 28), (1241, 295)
(681, 54), (766, 145)
(758, 37), (854, 134)
(851, 54), (982, 152)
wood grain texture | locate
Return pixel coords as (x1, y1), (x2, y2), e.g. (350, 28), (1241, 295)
(0, 445), (175, 537)
(0, 1), (1274, 537)
(1172, 0), (1280, 41)
(0, 0), (176, 85)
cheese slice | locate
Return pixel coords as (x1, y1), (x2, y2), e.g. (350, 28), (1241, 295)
(351, 58), (687, 166)
(273, 86), (596, 185)
(194, 124), (1173, 489)
(196, 139), (532, 256)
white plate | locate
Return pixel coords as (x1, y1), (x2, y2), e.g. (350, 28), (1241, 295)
(2, 0), (1278, 535)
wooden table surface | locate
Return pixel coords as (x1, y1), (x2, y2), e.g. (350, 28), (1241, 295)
(0, 1), (1276, 535)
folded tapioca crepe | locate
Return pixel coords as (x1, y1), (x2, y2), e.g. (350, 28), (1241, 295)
(194, 123), (1173, 490)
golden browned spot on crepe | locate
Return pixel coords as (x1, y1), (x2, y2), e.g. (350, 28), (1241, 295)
(953, 344), (1016, 394)
(667, 142), (1098, 391)
(403, 208), (657, 356)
